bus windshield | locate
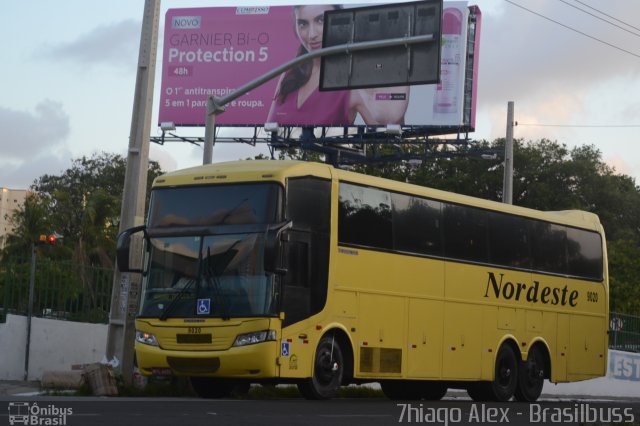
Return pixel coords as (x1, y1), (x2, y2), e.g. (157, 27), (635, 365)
(139, 183), (282, 319)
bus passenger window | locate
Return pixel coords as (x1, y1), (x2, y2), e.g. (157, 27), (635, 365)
(488, 212), (531, 269)
(531, 222), (567, 275)
(391, 193), (443, 256)
(443, 204), (488, 263)
(566, 227), (603, 280)
(338, 183), (392, 250)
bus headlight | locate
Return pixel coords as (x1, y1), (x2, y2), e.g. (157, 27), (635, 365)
(136, 331), (159, 346)
(233, 330), (276, 347)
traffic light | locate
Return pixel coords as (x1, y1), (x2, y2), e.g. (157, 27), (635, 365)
(38, 232), (62, 245)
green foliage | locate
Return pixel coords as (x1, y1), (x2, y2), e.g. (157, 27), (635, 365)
(608, 240), (640, 314)
(2, 152), (163, 266)
(2, 193), (52, 256)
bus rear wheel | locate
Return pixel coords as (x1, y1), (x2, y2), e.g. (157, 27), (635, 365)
(514, 345), (545, 402)
(298, 335), (344, 400)
(467, 344), (518, 402)
(189, 377), (250, 399)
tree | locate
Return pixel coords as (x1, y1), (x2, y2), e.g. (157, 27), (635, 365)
(2, 193), (52, 260)
(3, 152), (163, 266)
(608, 239), (640, 314)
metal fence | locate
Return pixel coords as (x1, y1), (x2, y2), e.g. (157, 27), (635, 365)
(609, 312), (640, 353)
(0, 258), (113, 324)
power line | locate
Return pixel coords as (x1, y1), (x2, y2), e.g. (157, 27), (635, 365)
(503, 0), (640, 59)
(571, 0), (640, 33)
(557, 0), (640, 38)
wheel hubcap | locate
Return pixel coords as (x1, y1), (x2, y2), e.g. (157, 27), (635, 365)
(316, 351), (338, 384)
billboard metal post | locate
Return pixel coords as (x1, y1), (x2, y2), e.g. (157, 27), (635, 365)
(106, 0), (160, 385)
(203, 112), (215, 164)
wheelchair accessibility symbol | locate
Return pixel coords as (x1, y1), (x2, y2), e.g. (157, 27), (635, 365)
(281, 342), (290, 357)
(197, 298), (211, 315)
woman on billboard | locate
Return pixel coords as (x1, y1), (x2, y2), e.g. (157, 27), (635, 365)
(267, 5), (410, 126)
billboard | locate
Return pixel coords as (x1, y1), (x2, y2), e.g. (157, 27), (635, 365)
(158, 3), (480, 129)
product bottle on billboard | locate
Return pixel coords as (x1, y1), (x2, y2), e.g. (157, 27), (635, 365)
(433, 7), (462, 115)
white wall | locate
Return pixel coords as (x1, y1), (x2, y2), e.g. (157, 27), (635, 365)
(542, 350), (640, 398)
(0, 314), (107, 380)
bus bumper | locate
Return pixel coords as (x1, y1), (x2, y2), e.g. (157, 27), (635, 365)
(136, 341), (279, 378)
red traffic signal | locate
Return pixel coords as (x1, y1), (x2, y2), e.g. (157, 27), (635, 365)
(38, 232), (61, 245)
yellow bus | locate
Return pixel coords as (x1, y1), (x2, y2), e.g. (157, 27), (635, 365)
(117, 160), (608, 402)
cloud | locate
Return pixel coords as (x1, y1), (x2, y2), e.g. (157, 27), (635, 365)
(476, 1), (640, 108)
(38, 19), (140, 69)
(0, 100), (70, 161)
(0, 149), (74, 189)
(149, 145), (178, 172)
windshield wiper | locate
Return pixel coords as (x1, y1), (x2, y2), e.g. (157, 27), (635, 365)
(203, 240), (241, 320)
(156, 234), (205, 321)
(159, 278), (196, 321)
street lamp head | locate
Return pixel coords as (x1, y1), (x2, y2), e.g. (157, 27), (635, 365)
(160, 122), (176, 132)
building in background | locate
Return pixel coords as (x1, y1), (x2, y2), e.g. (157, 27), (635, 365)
(0, 187), (28, 250)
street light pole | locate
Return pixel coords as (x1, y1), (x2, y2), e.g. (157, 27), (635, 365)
(502, 101), (515, 204)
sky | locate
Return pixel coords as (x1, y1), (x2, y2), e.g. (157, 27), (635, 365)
(2, 0), (639, 189)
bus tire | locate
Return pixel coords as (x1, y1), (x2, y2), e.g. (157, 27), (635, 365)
(298, 335), (344, 400)
(514, 345), (545, 402)
(489, 343), (519, 401)
(189, 377), (250, 399)
(468, 344), (519, 401)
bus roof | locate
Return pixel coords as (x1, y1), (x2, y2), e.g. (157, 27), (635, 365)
(153, 160), (601, 231)
(153, 160), (332, 187)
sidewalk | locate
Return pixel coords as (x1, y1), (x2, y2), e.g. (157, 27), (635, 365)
(0, 381), (41, 397)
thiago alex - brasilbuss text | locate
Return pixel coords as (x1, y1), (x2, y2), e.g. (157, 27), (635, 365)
(397, 403), (635, 424)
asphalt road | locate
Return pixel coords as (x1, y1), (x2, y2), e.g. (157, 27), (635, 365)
(2, 395), (640, 426)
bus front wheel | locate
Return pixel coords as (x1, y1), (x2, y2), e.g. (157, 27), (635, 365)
(298, 335), (344, 400)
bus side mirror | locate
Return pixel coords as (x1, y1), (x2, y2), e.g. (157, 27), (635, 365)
(116, 225), (146, 273)
(264, 221), (292, 275)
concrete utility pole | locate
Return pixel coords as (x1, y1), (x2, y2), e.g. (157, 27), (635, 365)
(106, 0), (160, 385)
(502, 101), (515, 204)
